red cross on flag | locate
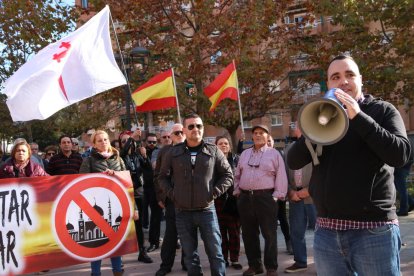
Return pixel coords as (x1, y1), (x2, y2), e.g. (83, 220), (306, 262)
(2, 5), (126, 121)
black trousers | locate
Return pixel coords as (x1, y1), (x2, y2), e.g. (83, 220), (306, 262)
(144, 186), (162, 245)
(134, 197), (145, 251)
(159, 199), (185, 270)
(238, 191), (279, 270)
(277, 200), (291, 242)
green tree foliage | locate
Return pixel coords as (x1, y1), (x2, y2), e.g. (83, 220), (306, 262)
(0, 0), (76, 84)
(0, 0), (77, 146)
(303, 0), (414, 106)
(0, 0), (122, 149)
(91, 0), (308, 140)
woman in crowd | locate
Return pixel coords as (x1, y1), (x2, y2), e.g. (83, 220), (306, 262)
(214, 135), (242, 270)
(80, 130), (127, 276)
(0, 139), (48, 178)
(118, 129), (153, 264)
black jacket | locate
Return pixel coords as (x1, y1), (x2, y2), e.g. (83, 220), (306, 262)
(158, 140), (233, 210)
(120, 137), (149, 197)
(80, 148), (126, 173)
(287, 95), (411, 221)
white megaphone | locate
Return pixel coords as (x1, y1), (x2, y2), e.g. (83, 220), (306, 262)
(298, 88), (349, 145)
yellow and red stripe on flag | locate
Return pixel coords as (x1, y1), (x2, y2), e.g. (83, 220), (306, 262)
(204, 62), (238, 112)
(132, 69), (177, 112)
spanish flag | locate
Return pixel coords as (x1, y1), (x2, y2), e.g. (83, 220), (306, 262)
(204, 62), (238, 112)
(132, 69), (177, 112)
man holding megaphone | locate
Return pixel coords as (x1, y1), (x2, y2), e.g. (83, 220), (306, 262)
(287, 54), (411, 276)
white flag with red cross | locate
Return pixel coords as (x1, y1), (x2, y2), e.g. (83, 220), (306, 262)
(2, 5), (126, 121)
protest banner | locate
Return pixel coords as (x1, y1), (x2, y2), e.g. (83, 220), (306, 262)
(0, 171), (137, 275)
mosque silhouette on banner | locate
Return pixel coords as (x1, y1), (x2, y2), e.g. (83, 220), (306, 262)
(66, 198), (122, 248)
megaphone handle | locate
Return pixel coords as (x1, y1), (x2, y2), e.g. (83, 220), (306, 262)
(305, 139), (320, 166)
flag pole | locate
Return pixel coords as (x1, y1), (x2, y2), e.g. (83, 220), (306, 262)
(109, 9), (139, 129)
(233, 60), (245, 137)
(171, 68), (182, 123)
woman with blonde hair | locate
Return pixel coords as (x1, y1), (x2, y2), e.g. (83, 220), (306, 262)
(0, 139), (48, 178)
(80, 130), (127, 276)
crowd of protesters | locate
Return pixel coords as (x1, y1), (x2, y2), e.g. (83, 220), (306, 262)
(0, 55), (412, 276)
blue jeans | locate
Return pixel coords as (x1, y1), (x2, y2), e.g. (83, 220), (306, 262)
(289, 201), (315, 266)
(90, 256), (122, 275)
(305, 203), (316, 229)
(176, 205), (225, 276)
(314, 224), (401, 275)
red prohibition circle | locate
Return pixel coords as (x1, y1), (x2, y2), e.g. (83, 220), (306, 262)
(54, 175), (131, 260)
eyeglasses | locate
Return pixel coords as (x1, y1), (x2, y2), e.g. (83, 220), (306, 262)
(73, 143), (79, 146)
(147, 141), (157, 145)
(173, 131), (183, 136)
(46, 152), (55, 156)
(247, 151), (263, 168)
(162, 136), (171, 139)
(187, 124), (203, 130)
(31, 148), (39, 151)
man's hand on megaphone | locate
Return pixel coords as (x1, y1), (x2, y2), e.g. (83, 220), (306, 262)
(334, 89), (361, 119)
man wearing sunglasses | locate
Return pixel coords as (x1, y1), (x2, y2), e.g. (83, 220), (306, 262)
(159, 114), (233, 276)
(142, 133), (163, 253)
(71, 138), (80, 153)
(234, 125), (288, 276)
(154, 123), (189, 276)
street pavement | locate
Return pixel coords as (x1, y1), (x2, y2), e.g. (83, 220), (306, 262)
(26, 212), (414, 276)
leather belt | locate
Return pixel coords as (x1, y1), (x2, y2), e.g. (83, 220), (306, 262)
(240, 188), (274, 195)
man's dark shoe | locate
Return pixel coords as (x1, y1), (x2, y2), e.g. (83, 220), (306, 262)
(155, 268), (171, 276)
(285, 263), (307, 273)
(146, 244), (159, 252)
(242, 266), (264, 276)
(231, 262), (243, 270)
(138, 250), (153, 263)
(397, 211), (409, 216)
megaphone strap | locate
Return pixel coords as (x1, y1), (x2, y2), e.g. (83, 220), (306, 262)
(305, 139), (320, 166)
(316, 144), (323, 156)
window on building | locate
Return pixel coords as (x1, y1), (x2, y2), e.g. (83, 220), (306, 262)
(243, 120), (252, 128)
(81, 0), (88, 8)
(380, 31), (394, 45)
(269, 79), (281, 93)
(240, 86), (251, 94)
(210, 50), (222, 65)
(271, 114), (283, 126)
(305, 83), (321, 97)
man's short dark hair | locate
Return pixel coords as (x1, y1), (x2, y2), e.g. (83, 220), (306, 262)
(146, 133), (157, 141)
(58, 135), (72, 144)
(328, 54), (356, 68)
(183, 113), (202, 127)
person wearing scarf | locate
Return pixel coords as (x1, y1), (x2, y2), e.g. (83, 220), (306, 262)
(0, 139), (48, 178)
(80, 130), (128, 276)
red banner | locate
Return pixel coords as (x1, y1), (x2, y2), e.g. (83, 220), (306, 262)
(0, 171), (137, 275)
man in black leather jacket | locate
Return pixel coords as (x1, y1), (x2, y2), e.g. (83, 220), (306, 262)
(158, 114), (233, 276)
